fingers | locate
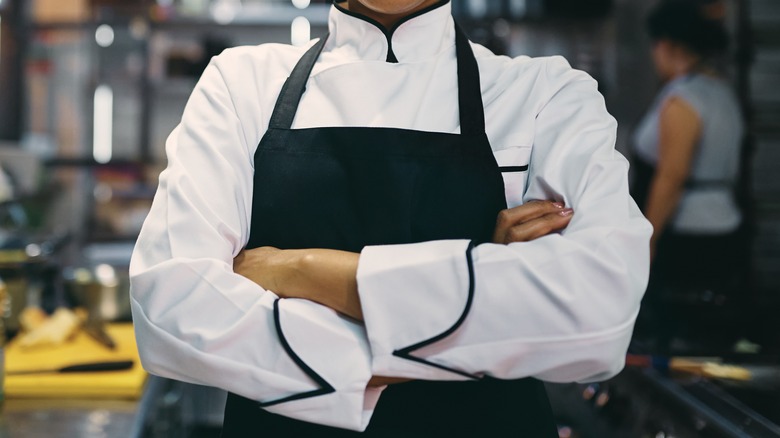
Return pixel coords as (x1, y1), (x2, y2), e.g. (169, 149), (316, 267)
(498, 200), (565, 225)
(368, 376), (412, 387)
(501, 208), (573, 244)
(493, 200), (568, 243)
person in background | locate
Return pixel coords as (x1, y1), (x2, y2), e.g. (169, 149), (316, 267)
(632, 0), (745, 344)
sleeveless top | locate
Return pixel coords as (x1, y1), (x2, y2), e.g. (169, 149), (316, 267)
(633, 74), (744, 234)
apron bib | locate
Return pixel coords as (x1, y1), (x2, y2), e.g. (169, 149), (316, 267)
(222, 24), (556, 437)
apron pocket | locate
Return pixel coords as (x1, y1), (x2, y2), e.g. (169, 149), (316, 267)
(494, 146), (531, 208)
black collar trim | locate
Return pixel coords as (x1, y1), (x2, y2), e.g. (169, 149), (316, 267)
(332, 0), (451, 63)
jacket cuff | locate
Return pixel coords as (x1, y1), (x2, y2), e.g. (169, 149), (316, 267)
(261, 298), (378, 431)
(356, 239), (479, 381)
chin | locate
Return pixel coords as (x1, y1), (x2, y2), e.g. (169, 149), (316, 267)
(359, 0), (431, 15)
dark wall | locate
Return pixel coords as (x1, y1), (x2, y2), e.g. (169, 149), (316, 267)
(0, 0), (27, 141)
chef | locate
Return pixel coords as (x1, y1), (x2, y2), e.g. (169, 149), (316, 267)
(129, 0), (652, 435)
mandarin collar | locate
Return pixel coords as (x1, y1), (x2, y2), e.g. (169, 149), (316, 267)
(326, 0), (454, 63)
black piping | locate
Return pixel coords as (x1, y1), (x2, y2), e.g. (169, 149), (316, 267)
(256, 299), (336, 408)
(332, 0), (451, 63)
(392, 240), (480, 380)
(499, 165), (529, 172)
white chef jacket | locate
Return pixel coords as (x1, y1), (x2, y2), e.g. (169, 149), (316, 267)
(130, 1), (652, 431)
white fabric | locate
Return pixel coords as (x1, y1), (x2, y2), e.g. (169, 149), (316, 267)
(632, 74), (744, 233)
(130, 1), (652, 431)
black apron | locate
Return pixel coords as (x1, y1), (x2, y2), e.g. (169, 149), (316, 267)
(630, 155), (745, 290)
(631, 155), (746, 349)
(221, 24), (557, 437)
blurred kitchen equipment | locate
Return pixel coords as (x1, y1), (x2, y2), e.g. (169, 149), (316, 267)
(83, 323), (117, 350)
(627, 353), (780, 392)
(5, 323), (147, 399)
(0, 144), (42, 197)
(0, 142), (72, 330)
(64, 263), (130, 323)
(0, 231), (71, 336)
(6, 359), (133, 375)
(0, 276), (7, 408)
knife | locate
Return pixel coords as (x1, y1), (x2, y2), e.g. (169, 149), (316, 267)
(7, 360), (134, 375)
(83, 323), (117, 350)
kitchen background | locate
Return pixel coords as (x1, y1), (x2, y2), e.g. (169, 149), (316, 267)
(0, 0), (778, 436)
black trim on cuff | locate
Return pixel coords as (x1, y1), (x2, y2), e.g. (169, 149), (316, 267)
(499, 165), (529, 172)
(392, 240), (480, 380)
(256, 299), (336, 408)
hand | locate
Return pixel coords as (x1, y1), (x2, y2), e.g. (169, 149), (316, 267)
(493, 200), (574, 244)
(368, 375), (411, 387)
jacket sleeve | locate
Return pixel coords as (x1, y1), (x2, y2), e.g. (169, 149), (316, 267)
(129, 56), (377, 431)
(356, 57), (653, 383)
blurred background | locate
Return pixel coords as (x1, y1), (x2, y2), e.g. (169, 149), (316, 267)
(0, 0), (777, 437)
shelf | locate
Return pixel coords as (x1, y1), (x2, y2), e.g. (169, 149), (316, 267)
(43, 158), (148, 168)
(29, 3), (331, 31)
(149, 78), (198, 95)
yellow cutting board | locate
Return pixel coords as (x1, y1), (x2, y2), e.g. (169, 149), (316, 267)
(4, 323), (147, 399)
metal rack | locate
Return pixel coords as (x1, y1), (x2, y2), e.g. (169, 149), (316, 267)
(745, 0), (780, 297)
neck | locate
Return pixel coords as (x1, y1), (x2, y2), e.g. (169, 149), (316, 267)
(668, 55), (705, 81)
(342, 0), (441, 29)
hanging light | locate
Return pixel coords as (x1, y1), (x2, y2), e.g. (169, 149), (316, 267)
(93, 85), (113, 164)
(292, 0), (310, 9)
(95, 24), (115, 47)
(291, 16), (311, 47)
(211, 0), (242, 25)
(509, 0), (528, 19)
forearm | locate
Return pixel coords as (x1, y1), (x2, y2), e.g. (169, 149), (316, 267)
(644, 171), (686, 248)
(235, 247), (363, 320)
(646, 95), (700, 252)
(297, 249), (363, 320)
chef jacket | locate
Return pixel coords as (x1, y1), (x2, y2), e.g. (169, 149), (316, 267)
(129, 1), (652, 432)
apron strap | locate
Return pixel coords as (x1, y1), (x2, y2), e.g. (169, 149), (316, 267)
(268, 35), (330, 130)
(268, 22), (486, 135)
(454, 22), (485, 136)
